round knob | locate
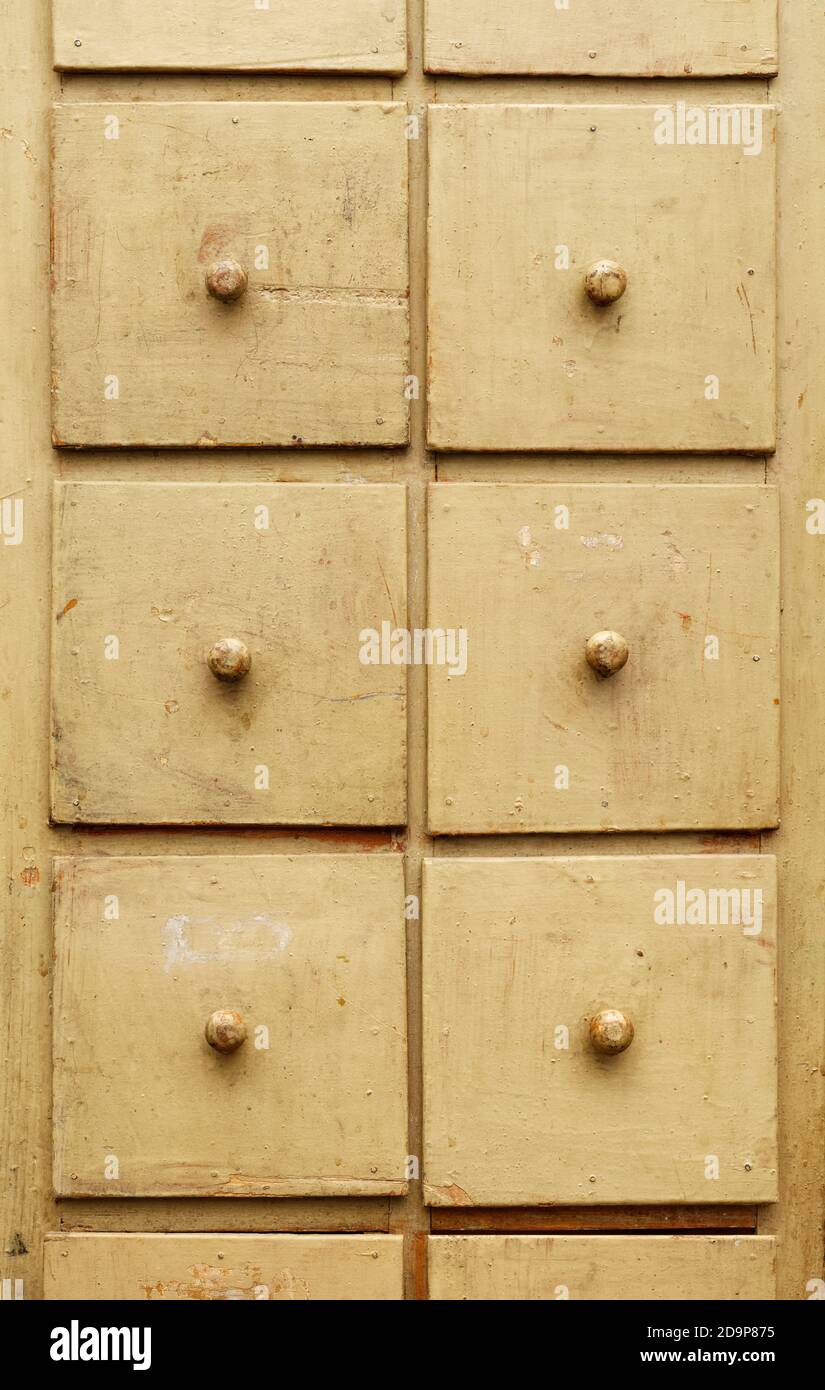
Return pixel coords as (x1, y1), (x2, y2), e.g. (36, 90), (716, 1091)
(206, 258), (248, 303)
(590, 1009), (634, 1056)
(205, 1009), (247, 1054)
(586, 630), (629, 678)
(207, 638), (251, 683)
(584, 259), (627, 306)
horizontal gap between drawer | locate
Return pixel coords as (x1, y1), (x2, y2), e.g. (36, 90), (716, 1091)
(429, 1206), (759, 1234)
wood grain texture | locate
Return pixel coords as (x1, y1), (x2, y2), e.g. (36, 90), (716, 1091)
(44, 1233), (404, 1299)
(0, 0), (56, 1304)
(54, 0), (407, 73)
(430, 1206), (758, 1233)
(427, 104), (775, 452)
(423, 856), (777, 1207)
(51, 102), (409, 447)
(56, 1197), (393, 1235)
(425, 0), (778, 77)
(763, 0), (825, 1299)
(428, 484), (779, 833)
(51, 482), (407, 825)
(53, 854), (408, 1197)
(428, 1235), (776, 1300)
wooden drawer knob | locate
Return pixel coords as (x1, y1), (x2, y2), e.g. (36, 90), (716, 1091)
(589, 1009), (635, 1055)
(205, 1009), (248, 1054)
(206, 257), (249, 303)
(585, 630), (629, 677)
(207, 637), (251, 682)
(584, 259), (627, 305)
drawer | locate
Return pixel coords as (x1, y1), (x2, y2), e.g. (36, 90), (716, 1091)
(54, 0), (406, 72)
(429, 1237), (776, 1300)
(51, 482), (407, 826)
(425, 1), (777, 77)
(44, 1234), (404, 1300)
(53, 854), (408, 1197)
(428, 484), (779, 834)
(427, 104), (775, 452)
(51, 103), (409, 448)
(422, 856), (777, 1206)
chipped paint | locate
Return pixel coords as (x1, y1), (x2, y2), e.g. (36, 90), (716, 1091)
(516, 525), (541, 568)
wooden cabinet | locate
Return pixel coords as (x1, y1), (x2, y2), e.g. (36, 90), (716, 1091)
(4, 0), (824, 1310)
(427, 105), (776, 452)
(45, 1234), (404, 1299)
(51, 102), (409, 448)
(429, 1236), (776, 1300)
(53, 854), (408, 1197)
(53, 0), (407, 73)
(425, 1), (778, 77)
(423, 856), (777, 1207)
(427, 484), (779, 833)
(51, 482), (407, 825)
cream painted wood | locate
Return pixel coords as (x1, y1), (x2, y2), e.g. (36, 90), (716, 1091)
(53, 854), (408, 1198)
(429, 1236), (776, 1300)
(427, 484), (779, 834)
(423, 856), (777, 1207)
(427, 104), (776, 452)
(54, 0), (406, 73)
(425, 0), (778, 77)
(44, 1233), (404, 1299)
(3, 0), (824, 1306)
(51, 482), (407, 825)
(51, 102), (409, 447)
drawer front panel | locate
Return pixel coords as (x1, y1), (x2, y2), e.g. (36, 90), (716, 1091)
(423, 856), (777, 1207)
(427, 105), (775, 452)
(425, 1), (777, 77)
(51, 482), (407, 826)
(51, 103), (409, 448)
(54, 0), (406, 73)
(44, 1234), (404, 1300)
(53, 854), (408, 1198)
(429, 1236), (776, 1300)
(427, 483), (779, 834)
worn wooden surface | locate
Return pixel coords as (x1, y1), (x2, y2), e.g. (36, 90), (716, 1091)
(44, 1233), (404, 1299)
(428, 484), (779, 833)
(425, 0), (778, 77)
(423, 856), (777, 1207)
(54, 0), (407, 73)
(53, 854), (408, 1197)
(55, 1196), (394, 1235)
(51, 482), (407, 824)
(430, 1206), (759, 1233)
(428, 104), (776, 452)
(0, 0), (823, 1303)
(429, 1235), (776, 1300)
(51, 102), (409, 447)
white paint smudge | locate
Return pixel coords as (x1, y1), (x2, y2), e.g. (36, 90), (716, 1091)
(580, 533), (624, 551)
(163, 912), (292, 972)
(517, 525), (542, 568)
